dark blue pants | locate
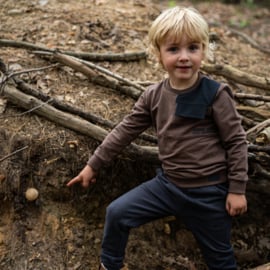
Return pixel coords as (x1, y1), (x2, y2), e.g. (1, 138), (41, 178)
(101, 171), (236, 270)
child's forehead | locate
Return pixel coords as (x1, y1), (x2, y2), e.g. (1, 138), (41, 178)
(162, 33), (201, 45)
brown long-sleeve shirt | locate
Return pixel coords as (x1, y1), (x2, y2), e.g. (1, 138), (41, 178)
(88, 74), (248, 194)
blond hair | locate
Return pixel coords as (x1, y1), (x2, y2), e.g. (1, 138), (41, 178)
(148, 6), (211, 59)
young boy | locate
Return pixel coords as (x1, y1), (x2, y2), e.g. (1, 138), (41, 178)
(67, 6), (248, 270)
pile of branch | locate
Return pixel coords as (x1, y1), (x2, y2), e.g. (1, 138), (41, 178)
(1, 39), (270, 194)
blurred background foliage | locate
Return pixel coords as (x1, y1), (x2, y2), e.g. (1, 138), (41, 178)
(168, 0), (269, 8)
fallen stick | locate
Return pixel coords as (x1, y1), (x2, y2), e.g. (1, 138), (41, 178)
(0, 38), (147, 62)
(2, 84), (159, 162)
(235, 92), (270, 102)
(237, 105), (270, 121)
(13, 77), (157, 143)
(0, 145), (29, 163)
(229, 28), (270, 55)
(37, 51), (142, 99)
(202, 63), (270, 90)
(69, 55), (146, 92)
(246, 119), (270, 138)
(34, 50), (145, 93)
(248, 144), (270, 155)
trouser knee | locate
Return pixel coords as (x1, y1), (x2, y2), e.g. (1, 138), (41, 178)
(106, 202), (118, 219)
(105, 200), (128, 227)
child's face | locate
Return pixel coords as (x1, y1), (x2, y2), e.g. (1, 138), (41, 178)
(159, 34), (204, 90)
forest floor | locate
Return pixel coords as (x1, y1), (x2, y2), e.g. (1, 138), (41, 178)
(0, 0), (270, 269)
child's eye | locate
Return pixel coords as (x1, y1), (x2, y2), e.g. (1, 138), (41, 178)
(189, 44), (200, 51)
(167, 46), (179, 53)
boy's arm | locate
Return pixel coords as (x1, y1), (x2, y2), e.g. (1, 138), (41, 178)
(213, 87), (248, 216)
(213, 87), (248, 194)
(87, 92), (152, 172)
(67, 92), (152, 187)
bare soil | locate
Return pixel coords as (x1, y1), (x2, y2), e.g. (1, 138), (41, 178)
(0, 0), (269, 269)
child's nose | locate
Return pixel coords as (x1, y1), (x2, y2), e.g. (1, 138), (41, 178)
(178, 50), (189, 61)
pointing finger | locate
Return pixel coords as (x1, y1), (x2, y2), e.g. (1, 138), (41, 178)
(66, 176), (81, 187)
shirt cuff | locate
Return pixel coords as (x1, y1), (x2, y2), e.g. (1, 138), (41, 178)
(228, 179), (247, 194)
(87, 155), (103, 171)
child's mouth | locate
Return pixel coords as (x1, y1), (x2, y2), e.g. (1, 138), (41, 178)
(176, 66), (191, 71)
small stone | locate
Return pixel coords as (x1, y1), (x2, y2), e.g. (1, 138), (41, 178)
(25, 188), (39, 201)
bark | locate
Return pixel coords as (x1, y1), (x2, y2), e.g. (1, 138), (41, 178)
(202, 63), (270, 90)
(45, 52), (142, 99)
(229, 28), (270, 55)
(247, 119), (270, 139)
(235, 92), (270, 102)
(2, 84), (159, 163)
(237, 105), (270, 121)
(13, 77), (157, 144)
(0, 39), (147, 61)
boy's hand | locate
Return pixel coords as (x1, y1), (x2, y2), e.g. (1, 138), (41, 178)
(66, 165), (96, 188)
(226, 193), (247, 216)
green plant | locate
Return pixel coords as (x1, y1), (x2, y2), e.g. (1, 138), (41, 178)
(168, 0), (176, 8)
(229, 18), (250, 28)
